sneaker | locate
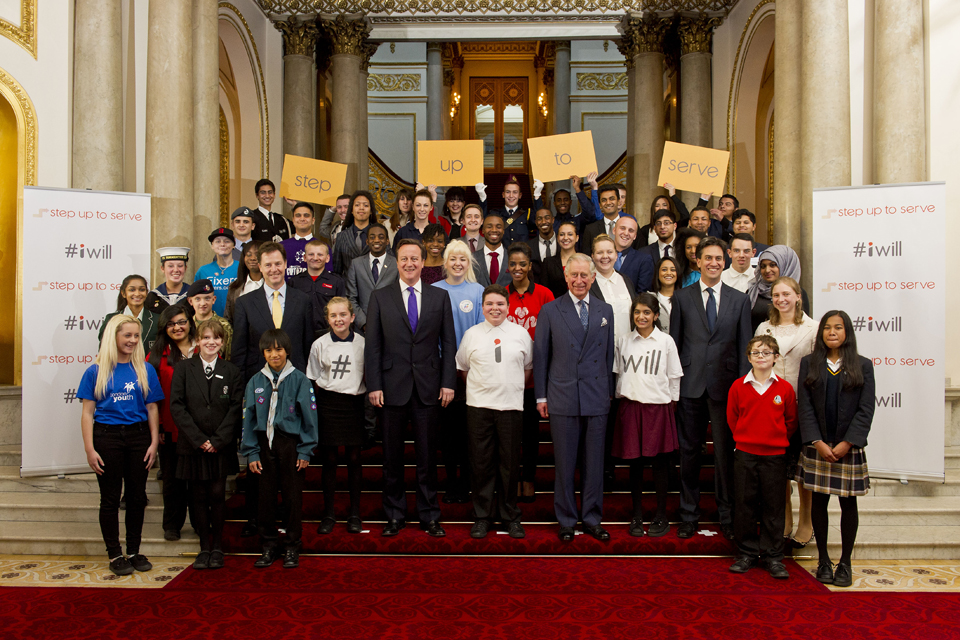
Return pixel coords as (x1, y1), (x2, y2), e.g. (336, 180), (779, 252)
(192, 551), (210, 570)
(108, 556), (134, 576)
(648, 514), (670, 538)
(128, 554), (153, 572)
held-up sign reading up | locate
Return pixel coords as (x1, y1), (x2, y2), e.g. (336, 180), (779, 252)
(279, 154), (348, 206)
(527, 131), (598, 183)
(417, 140), (484, 187)
(657, 142), (730, 195)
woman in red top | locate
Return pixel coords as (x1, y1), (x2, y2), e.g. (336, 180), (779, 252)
(147, 304), (198, 541)
(505, 242), (555, 502)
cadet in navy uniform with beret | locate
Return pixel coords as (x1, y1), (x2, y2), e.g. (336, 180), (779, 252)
(145, 247), (191, 314)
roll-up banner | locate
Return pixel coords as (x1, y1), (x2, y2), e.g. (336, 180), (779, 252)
(812, 182), (945, 483)
(21, 186), (152, 477)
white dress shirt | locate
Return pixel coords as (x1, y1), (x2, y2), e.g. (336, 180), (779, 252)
(293, 233), (314, 241)
(483, 244), (503, 277)
(594, 271), (632, 341)
(369, 252), (386, 272)
(400, 279), (422, 322)
(655, 238), (674, 260)
(538, 234), (557, 260)
(699, 279), (721, 314)
(744, 369), (779, 396)
(721, 266), (755, 293)
(455, 320), (533, 411)
(601, 214), (621, 236)
(264, 282), (287, 312)
(241, 277), (264, 296)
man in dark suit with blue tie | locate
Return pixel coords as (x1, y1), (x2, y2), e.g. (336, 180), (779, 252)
(611, 216), (655, 293)
(669, 236), (752, 541)
(366, 239), (457, 538)
(534, 253), (616, 542)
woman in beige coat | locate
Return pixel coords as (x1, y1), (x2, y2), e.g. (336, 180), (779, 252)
(755, 276), (819, 547)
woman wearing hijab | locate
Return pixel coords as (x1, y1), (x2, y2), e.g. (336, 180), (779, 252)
(747, 246), (811, 333)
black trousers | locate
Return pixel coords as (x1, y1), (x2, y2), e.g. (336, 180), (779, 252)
(442, 396), (470, 493)
(159, 438), (189, 533)
(520, 389), (541, 483)
(467, 406), (523, 523)
(733, 449), (786, 561)
(93, 422), (151, 559)
(382, 394), (441, 523)
(676, 392), (735, 525)
(256, 432), (305, 551)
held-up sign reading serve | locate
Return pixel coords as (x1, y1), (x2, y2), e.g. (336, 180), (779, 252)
(279, 154), (348, 206)
(527, 131), (598, 183)
(417, 140), (484, 187)
(657, 142), (730, 196)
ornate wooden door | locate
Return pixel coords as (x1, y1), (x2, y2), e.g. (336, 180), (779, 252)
(470, 77), (528, 173)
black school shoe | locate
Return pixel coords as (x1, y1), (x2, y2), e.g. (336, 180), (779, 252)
(648, 514), (670, 538)
(728, 556), (758, 573)
(317, 517), (336, 535)
(677, 521), (698, 539)
(254, 550), (278, 568)
(208, 550), (225, 570)
(816, 560), (835, 584)
(628, 518), (645, 537)
(109, 556), (134, 576)
(283, 548), (300, 569)
(833, 562), (853, 587)
(128, 554), (153, 572)
(763, 560), (790, 580)
(192, 551), (210, 570)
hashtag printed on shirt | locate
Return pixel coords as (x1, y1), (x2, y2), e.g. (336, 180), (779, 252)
(306, 332), (367, 396)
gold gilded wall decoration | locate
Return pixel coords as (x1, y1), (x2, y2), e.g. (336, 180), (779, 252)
(576, 72), (627, 91)
(258, 0), (734, 15)
(274, 15), (320, 56)
(219, 107), (230, 227)
(0, 0), (37, 59)
(367, 73), (421, 92)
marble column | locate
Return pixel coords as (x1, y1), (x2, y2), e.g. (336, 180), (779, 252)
(553, 41), (571, 135)
(324, 15), (371, 193)
(874, 0), (925, 183)
(277, 16), (321, 208)
(73, 0), (123, 191)
(193, 0), (220, 266)
(145, 0), (194, 280)
(620, 15), (670, 213)
(426, 43), (444, 141)
(801, 0), (851, 294)
(617, 38), (637, 211)
(774, 0), (802, 249)
(678, 15), (722, 204)
(359, 43), (379, 190)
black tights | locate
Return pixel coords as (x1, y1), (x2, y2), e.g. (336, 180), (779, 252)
(190, 478), (226, 552)
(628, 454), (671, 519)
(811, 492), (859, 565)
(322, 445), (361, 518)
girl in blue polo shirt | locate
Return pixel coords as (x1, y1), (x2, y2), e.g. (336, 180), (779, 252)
(78, 314), (163, 576)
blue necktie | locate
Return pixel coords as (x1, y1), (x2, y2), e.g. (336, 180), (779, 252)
(578, 300), (589, 332)
(372, 257), (380, 284)
(615, 252), (625, 270)
(706, 286), (717, 333)
(407, 286), (418, 333)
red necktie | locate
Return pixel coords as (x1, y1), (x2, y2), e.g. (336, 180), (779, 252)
(469, 238), (477, 253)
(489, 250), (500, 282)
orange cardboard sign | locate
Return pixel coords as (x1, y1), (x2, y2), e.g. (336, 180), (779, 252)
(657, 141), (730, 195)
(417, 140), (484, 187)
(527, 131), (598, 183)
(279, 154), (348, 206)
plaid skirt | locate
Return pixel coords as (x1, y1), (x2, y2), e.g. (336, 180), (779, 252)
(796, 443), (870, 497)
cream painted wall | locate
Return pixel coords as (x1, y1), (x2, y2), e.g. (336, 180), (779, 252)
(0, 0), (72, 188)
(570, 39), (627, 173)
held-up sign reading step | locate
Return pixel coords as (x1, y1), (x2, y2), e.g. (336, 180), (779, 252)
(279, 154), (348, 206)
(527, 131), (598, 183)
(657, 142), (730, 196)
(417, 140), (484, 187)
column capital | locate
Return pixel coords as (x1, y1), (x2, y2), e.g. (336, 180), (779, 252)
(615, 38), (635, 69)
(618, 14), (671, 57)
(678, 14), (723, 55)
(553, 40), (571, 53)
(275, 15), (320, 57)
(426, 42), (444, 53)
(322, 15), (372, 58)
(443, 68), (455, 87)
(542, 68), (554, 87)
(360, 42), (379, 72)
(450, 54), (464, 69)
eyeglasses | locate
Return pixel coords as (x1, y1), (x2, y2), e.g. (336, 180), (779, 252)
(167, 319), (189, 329)
(748, 350), (775, 358)
(654, 221), (675, 228)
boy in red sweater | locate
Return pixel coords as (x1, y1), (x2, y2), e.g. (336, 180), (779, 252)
(727, 335), (798, 579)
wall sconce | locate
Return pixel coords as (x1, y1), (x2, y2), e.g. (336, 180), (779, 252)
(450, 92), (461, 118)
(538, 92), (548, 118)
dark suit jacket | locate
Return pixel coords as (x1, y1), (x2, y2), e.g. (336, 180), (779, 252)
(533, 293), (616, 417)
(472, 246), (513, 287)
(169, 356), (243, 456)
(639, 240), (674, 265)
(287, 270), (347, 337)
(539, 254), (568, 299)
(525, 235), (555, 284)
(797, 356), (876, 447)
(231, 285), (314, 381)
(364, 281), (457, 406)
(669, 282), (751, 401)
(580, 217), (616, 255)
(616, 247), (655, 293)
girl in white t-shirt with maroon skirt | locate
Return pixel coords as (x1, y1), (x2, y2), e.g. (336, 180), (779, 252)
(612, 292), (683, 538)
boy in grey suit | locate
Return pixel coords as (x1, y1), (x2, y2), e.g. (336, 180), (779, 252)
(345, 223), (397, 332)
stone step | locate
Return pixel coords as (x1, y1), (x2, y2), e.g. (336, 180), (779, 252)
(870, 469), (960, 496)
(0, 492), (167, 524)
(795, 495), (960, 526)
(946, 446), (960, 469)
(0, 445), (20, 467)
(0, 520), (199, 557)
(821, 525), (960, 560)
(0, 466), (162, 494)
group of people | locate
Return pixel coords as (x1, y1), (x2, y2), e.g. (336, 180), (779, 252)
(78, 176), (874, 587)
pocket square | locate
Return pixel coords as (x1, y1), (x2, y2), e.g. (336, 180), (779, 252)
(600, 317), (608, 327)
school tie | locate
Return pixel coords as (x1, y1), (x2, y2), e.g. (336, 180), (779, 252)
(615, 251), (625, 270)
(663, 245), (670, 259)
(706, 286), (717, 333)
(272, 290), (283, 328)
(607, 220), (615, 235)
(578, 300), (589, 332)
(372, 257), (380, 284)
(469, 238), (477, 253)
(544, 239), (552, 258)
(407, 286), (418, 333)
(489, 250), (500, 283)
(204, 363), (214, 380)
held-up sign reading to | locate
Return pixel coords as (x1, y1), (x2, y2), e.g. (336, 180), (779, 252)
(657, 142), (730, 195)
(279, 154), (348, 206)
(417, 140), (484, 187)
(527, 131), (598, 183)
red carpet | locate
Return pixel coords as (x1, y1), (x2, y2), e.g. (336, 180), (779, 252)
(4, 557), (960, 639)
